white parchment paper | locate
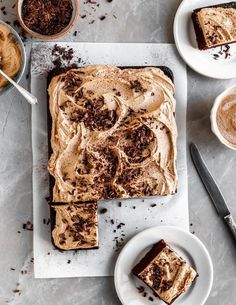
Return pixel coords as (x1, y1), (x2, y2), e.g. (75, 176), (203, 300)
(31, 42), (187, 278)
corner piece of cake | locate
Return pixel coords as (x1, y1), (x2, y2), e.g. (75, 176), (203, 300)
(132, 239), (197, 304)
(50, 202), (98, 251)
(48, 65), (177, 202)
(192, 2), (236, 50)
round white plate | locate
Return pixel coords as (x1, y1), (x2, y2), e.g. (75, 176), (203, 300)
(174, 0), (236, 79)
(114, 226), (213, 305)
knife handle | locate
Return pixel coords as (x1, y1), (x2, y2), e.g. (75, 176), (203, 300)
(224, 214), (236, 241)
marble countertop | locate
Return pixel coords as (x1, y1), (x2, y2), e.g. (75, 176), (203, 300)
(0, 1), (235, 304)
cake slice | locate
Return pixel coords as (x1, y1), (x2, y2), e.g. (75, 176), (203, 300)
(50, 202), (98, 250)
(132, 239), (197, 304)
(192, 2), (236, 50)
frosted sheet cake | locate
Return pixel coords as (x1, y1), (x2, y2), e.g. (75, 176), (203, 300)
(47, 65), (178, 202)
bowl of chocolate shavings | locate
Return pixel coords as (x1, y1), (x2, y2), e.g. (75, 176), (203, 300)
(16, 0), (78, 40)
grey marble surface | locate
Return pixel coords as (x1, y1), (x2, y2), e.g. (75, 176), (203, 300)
(0, 0), (235, 304)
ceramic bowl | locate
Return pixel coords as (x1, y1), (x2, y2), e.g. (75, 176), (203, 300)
(210, 85), (236, 151)
(16, 0), (78, 40)
(0, 19), (26, 96)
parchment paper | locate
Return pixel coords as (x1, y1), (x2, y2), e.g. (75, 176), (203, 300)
(31, 42), (188, 278)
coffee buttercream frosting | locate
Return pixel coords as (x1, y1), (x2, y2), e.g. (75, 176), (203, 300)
(48, 65), (177, 202)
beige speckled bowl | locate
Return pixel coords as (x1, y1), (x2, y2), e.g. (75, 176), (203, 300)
(210, 85), (236, 151)
(16, 0), (78, 40)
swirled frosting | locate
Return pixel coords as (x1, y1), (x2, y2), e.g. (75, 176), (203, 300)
(197, 7), (236, 48)
(52, 202), (98, 250)
(0, 24), (22, 91)
(217, 94), (236, 147)
(48, 65), (177, 202)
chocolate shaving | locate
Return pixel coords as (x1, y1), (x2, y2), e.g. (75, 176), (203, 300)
(130, 80), (147, 93)
(22, 221), (33, 231)
(99, 208), (108, 214)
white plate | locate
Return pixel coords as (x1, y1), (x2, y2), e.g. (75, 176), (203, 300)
(114, 226), (213, 305)
(174, 0), (236, 79)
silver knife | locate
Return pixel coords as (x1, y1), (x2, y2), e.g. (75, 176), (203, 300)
(190, 143), (236, 241)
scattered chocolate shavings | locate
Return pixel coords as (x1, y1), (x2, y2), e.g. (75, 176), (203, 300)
(67, 260), (71, 264)
(150, 204), (157, 207)
(137, 287), (155, 302)
(81, 0), (117, 24)
(10, 268), (15, 271)
(51, 44), (82, 69)
(73, 31), (78, 36)
(212, 44), (231, 60)
(17, 231), (21, 234)
(111, 219), (114, 225)
(52, 44), (74, 61)
(137, 286), (145, 293)
(99, 208), (108, 214)
(47, 252), (50, 255)
(22, 221), (33, 231)
(30, 258), (34, 263)
(12, 289), (20, 294)
(13, 20), (21, 28)
(117, 222), (125, 229)
(114, 237), (125, 252)
(1, 6), (7, 15)
(118, 202), (122, 207)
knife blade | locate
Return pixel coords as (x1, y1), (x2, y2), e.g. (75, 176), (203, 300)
(190, 143), (236, 241)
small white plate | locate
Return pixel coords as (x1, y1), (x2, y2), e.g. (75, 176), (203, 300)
(174, 0), (236, 79)
(114, 226), (213, 305)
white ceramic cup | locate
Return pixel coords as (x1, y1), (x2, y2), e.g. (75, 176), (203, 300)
(210, 85), (236, 151)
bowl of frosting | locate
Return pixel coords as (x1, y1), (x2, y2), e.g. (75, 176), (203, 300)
(211, 85), (236, 151)
(0, 19), (26, 95)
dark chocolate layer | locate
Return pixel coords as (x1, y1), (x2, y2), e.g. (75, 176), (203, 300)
(132, 239), (166, 276)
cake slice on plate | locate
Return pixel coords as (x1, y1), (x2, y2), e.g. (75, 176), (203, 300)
(132, 239), (198, 304)
(192, 2), (236, 50)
